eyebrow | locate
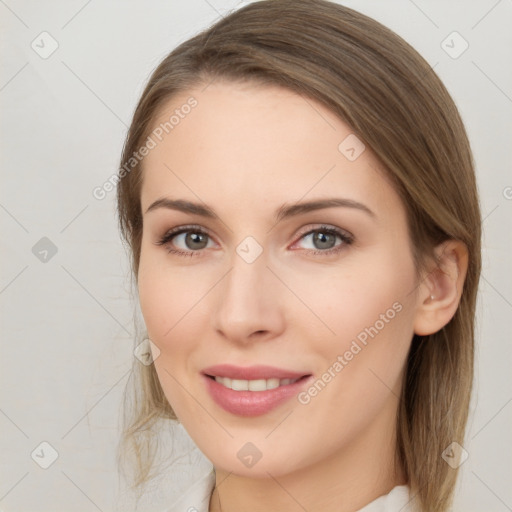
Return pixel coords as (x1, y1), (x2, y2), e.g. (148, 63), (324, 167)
(274, 198), (375, 222)
(144, 197), (375, 221)
(145, 198), (218, 218)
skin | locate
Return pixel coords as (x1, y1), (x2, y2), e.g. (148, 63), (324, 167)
(137, 80), (467, 512)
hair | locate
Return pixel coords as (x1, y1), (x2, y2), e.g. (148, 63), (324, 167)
(116, 1), (481, 510)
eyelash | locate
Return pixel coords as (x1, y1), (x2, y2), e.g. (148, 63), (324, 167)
(155, 225), (211, 258)
(155, 224), (354, 258)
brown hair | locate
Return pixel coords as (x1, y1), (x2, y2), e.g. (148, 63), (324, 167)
(116, 1), (481, 510)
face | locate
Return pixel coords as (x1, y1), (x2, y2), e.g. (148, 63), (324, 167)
(137, 80), (421, 478)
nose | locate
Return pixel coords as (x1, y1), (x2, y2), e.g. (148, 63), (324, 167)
(213, 249), (285, 344)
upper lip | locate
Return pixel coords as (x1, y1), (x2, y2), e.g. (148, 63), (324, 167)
(202, 364), (310, 380)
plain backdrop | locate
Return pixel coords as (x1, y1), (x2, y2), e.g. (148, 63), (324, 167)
(1, 1), (511, 511)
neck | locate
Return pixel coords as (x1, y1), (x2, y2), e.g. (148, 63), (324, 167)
(209, 396), (406, 512)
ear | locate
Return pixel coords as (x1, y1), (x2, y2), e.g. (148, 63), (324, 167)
(413, 240), (469, 336)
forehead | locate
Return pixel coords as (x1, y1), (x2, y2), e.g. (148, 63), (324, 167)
(140, 81), (401, 220)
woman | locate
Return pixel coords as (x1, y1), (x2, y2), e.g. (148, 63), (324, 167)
(117, 1), (481, 510)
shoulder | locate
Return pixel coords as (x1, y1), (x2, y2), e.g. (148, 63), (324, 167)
(166, 468), (215, 512)
(357, 485), (419, 512)
(166, 478), (418, 512)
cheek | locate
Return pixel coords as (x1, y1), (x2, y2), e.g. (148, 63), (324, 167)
(137, 253), (204, 416)
(285, 284), (415, 467)
(137, 253), (190, 386)
(307, 257), (416, 406)
(286, 251), (416, 351)
(137, 245), (197, 341)
(137, 246), (215, 375)
(289, 248), (417, 416)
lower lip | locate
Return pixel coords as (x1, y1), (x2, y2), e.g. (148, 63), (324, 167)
(202, 374), (312, 417)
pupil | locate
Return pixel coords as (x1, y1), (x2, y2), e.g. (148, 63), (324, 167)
(186, 232), (207, 250)
(314, 231), (335, 250)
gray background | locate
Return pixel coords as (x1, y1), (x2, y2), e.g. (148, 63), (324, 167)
(1, 0), (511, 510)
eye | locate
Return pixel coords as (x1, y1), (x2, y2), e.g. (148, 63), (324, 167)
(292, 225), (353, 255)
(155, 224), (354, 258)
(155, 225), (215, 256)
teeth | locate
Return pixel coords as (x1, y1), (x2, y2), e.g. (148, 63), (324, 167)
(248, 379), (266, 391)
(231, 379), (248, 391)
(214, 376), (300, 391)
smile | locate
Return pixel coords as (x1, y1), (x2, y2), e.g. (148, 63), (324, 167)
(212, 376), (302, 391)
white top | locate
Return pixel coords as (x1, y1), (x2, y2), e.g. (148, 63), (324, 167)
(166, 468), (418, 512)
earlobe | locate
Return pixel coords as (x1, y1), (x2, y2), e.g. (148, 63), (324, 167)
(413, 240), (469, 336)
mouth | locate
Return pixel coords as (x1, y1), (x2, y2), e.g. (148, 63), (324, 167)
(201, 364), (313, 416)
(205, 374), (308, 391)
(202, 363), (310, 381)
